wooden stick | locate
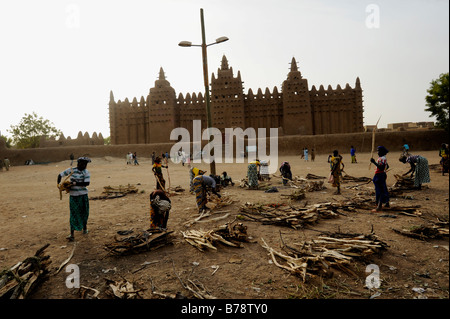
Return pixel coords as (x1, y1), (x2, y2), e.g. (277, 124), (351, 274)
(56, 242), (76, 274)
(369, 115), (381, 170)
(154, 174), (167, 194)
(166, 165), (171, 190)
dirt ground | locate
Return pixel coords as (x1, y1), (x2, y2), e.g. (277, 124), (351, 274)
(0, 150), (448, 300)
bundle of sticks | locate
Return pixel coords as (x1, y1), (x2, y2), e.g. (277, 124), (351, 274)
(261, 231), (388, 282)
(58, 172), (73, 200)
(90, 184), (139, 200)
(238, 178), (272, 189)
(393, 220), (449, 240)
(181, 220), (249, 251)
(0, 244), (51, 299)
(392, 174), (415, 189)
(106, 278), (142, 299)
(305, 173), (326, 180)
(288, 177), (325, 192)
(341, 174), (372, 183)
(281, 189), (306, 201)
(169, 185), (185, 193)
(104, 229), (173, 256)
(238, 202), (340, 229)
(208, 195), (235, 210)
(333, 196), (422, 216)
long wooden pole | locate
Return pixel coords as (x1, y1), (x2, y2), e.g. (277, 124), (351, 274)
(166, 166), (171, 190)
(369, 116), (382, 170)
(200, 9), (216, 176)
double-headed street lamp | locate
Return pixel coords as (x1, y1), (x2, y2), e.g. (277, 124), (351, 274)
(179, 8), (229, 176)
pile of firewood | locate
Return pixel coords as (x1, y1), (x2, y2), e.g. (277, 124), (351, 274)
(393, 219), (449, 240)
(331, 196), (422, 216)
(281, 189), (306, 201)
(288, 177), (326, 192)
(104, 229), (173, 256)
(209, 195), (236, 209)
(392, 174), (415, 189)
(238, 178), (272, 189)
(0, 244), (51, 299)
(238, 202), (340, 229)
(106, 278), (142, 299)
(169, 185), (185, 193)
(90, 184), (138, 200)
(181, 221), (249, 251)
(261, 231), (388, 282)
(305, 173), (326, 180)
(341, 174), (372, 183)
(103, 184), (138, 194)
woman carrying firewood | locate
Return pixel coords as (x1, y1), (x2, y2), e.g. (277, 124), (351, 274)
(149, 189), (171, 230)
(57, 157), (91, 241)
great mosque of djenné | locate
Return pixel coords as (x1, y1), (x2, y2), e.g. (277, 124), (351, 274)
(108, 56), (364, 145)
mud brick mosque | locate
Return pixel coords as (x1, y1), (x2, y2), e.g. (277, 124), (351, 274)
(108, 56), (364, 145)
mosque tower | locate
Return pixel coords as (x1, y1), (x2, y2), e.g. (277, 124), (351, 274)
(210, 55), (245, 131)
(108, 90), (118, 145)
(148, 67), (177, 143)
(281, 57), (313, 135)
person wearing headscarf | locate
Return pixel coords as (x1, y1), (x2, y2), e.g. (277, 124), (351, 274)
(189, 167), (206, 192)
(149, 189), (171, 230)
(57, 157), (91, 241)
(402, 144), (410, 156)
(370, 146), (390, 212)
(192, 174), (221, 213)
(152, 157), (167, 190)
(399, 154), (430, 189)
(279, 161), (292, 186)
(439, 143), (449, 175)
(330, 150), (344, 194)
(220, 171), (235, 187)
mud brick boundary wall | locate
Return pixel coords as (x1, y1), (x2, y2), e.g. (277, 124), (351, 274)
(1, 130), (447, 166)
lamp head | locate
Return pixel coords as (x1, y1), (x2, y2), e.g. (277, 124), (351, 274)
(178, 41), (192, 47)
(215, 36), (229, 44)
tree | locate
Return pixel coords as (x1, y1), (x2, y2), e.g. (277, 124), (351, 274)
(8, 112), (61, 149)
(103, 136), (111, 145)
(0, 135), (12, 148)
(425, 72), (449, 132)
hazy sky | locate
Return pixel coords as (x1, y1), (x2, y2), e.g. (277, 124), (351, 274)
(1, 0), (448, 140)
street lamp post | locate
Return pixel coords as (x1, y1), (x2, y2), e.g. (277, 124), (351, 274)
(179, 8), (229, 176)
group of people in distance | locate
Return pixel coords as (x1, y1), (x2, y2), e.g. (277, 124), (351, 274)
(57, 142), (446, 241)
(126, 152), (139, 165)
